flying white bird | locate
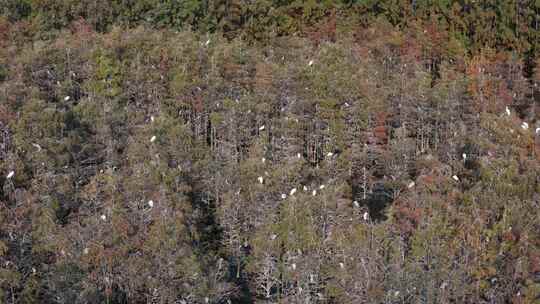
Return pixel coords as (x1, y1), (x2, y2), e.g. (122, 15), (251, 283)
(6, 171), (14, 179)
(319, 185), (325, 190)
(522, 122), (529, 130)
(32, 143), (42, 152)
(281, 193), (287, 199)
(290, 188), (297, 195)
(363, 212), (369, 221)
(100, 214), (107, 221)
(452, 175), (459, 181)
(257, 176), (264, 184)
(308, 60), (314, 66)
(312, 190), (317, 196)
(303, 185), (308, 191)
(505, 106), (511, 116)
(148, 200), (154, 208)
(353, 201), (360, 208)
(64, 96), (70, 101)
(259, 125), (265, 131)
(150, 136), (156, 143)
(408, 181), (415, 189)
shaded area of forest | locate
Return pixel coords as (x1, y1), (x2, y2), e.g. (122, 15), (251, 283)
(1, 1), (540, 303)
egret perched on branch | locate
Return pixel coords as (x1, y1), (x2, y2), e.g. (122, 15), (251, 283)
(308, 60), (314, 66)
(150, 116), (155, 122)
(462, 153), (467, 161)
(100, 214), (107, 221)
(536, 127), (540, 134)
(505, 106), (511, 116)
(150, 136), (156, 143)
(297, 153), (301, 158)
(319, 185), (325, 190)
(353, 201), (360, 208)
(522, 122), (529, 130)
(64, 96), (70, 101)
(327, 152), (333, 157)
(261, 157), (266, 163)
(339, 262), (345, 269)
(452, 175), (459, 181)
(290, 188), (297, 195)
(148, 200), (154, 208)
(292, 263), (296, 270)
(407, 181), (415, 189)
(32, 143), (42, 152)
(363, 212), (369, 221)
(281, 193), (287, 199)
(312, 190), (317, 196)
(259, 125), (265, 131)
(257, 176), (264, 184)
(303, 185), (308, 191)
(6, 171), (14, 179)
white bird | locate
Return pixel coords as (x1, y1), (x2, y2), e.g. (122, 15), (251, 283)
(452, 175), (459, 181)
(259, 125), (265, 131)
(462, 153), (467, 160)
(522, 122), (529, 130)
(281, 193), (287, 199)
(339, 262), (345, 269)
(327, 152), (333, 157)
(32, 143), (42, 151)
(319, 185), (325, 190)
(262, 157), (266, 163)
(407, 181), (415, 189)
(536, 127), (540, 134)
(292, 263), (296, 270)
(297, 153), (301, 158)
(290, 188), (297, 195)
(100, 214), (107, 221)
(303, 185), (308, 191)
(394, 291), (400, 297)
(257, 176), (264, 184)
(344, 102), (350, 107)
(363, 212), (369, 221)
(150, 135), (156, 143)
(64, 96), (70, 101)
(83, 248), (89, 255)
(205, 39), (210, 46)
(270, 234), (277, 240)
(32, 267), (36, 274)
(148, 200), (154, 208)
(6, 171), (14, 179)
(308, 60), (314, 66)
(353, 201), (360, 208)
(150, 115), (155, 122)
(505, 106), (511, 116)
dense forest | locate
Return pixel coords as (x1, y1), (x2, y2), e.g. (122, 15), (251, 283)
(0, 1), (539, 303)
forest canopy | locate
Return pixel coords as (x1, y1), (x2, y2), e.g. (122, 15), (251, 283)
(0, 1), (539, 303)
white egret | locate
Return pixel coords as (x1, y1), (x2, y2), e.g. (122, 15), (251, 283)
(505, 106), (511, 116)
(522, 122), (529, 130)
(150, 116), (155, 122)
(270, 234), (277, 240)
(292, 263), (296, 270)
(257, 176), (264, 184)
(536, 127), (540, 134)
(205, 39), (210, 46)
(148, 200), (154, 208)
(408, 181), (415, 188)
(308, 60), (314, 66)
(319, 185), (325, 190)
(363, 212), (369, 221)
(64, 96), (70, 101)
(290, 188), (297, 195)
(327, 152), (333, 157)
(312, 190), (317, 196)
(150, 135), (156, 143)
(339, 262), (345, 269)
(32, 143), (42, 152)
(6, 171), (14, 179)
(462, 153), (467, 161)
(259, 125), (265, 131)
(297, 153), (301, 158)
(353, 201), (360, 208)
(281, 193), (287, 199)
(452, 175), (459, 181)
(83, 248), (89, 255)
(262, 157), (266, 163)
(100, 214), (107, 221)
(303, 185), (308, 191)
